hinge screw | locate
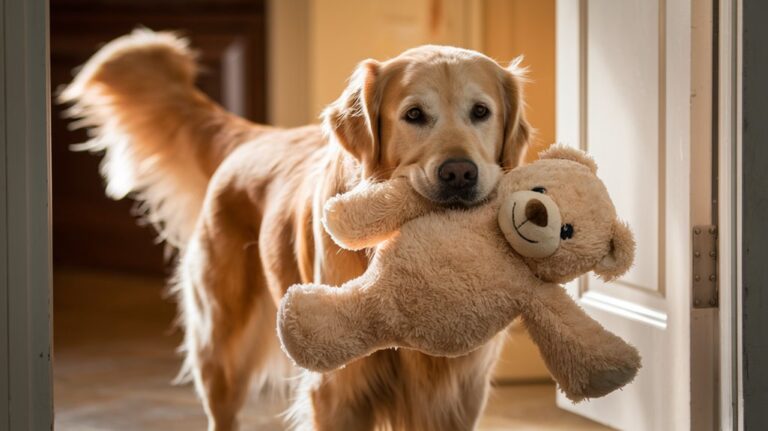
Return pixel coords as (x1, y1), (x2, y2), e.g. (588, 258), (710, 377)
(694, 251), (701, 258)
(710, 299), (717, 306)
(709, 227), (717, 234)
(694, 299), (701, 306)
(694, 228), (701, 235)
(709, 274), (717, 281)
(710, 251), (716, 258)
(695, 275), (701, 281)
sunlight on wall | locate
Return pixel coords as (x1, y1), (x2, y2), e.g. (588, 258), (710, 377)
(309, 0), (483, 119)
(483, 0), (556, 163)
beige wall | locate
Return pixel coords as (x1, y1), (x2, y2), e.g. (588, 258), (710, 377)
(270, 0), (555, 159)
(483, 0), (556, 163)
(308, 0), (482, 119)
(268, 0), (311, 127)
(269, 0), (556, 383)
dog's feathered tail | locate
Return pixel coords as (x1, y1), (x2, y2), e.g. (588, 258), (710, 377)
(59, 29), (260, 248)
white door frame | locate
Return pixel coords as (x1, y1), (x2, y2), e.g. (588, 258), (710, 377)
(717, 0), (742, 429)
(0, 0), (53, 428)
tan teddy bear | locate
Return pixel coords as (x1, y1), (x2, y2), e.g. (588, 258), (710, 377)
(277, 146), (640, 401)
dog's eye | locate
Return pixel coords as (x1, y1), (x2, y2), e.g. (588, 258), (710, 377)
(404, 107), (427, 124)
(560, 224), (575, 240)
(471, 103), (490, 121)
(531, 186), (547, 194)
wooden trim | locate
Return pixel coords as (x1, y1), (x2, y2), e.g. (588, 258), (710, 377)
(1, 0), (53, 428)
(689, 1), (718, 429)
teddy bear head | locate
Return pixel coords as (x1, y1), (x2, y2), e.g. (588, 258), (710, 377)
(497, 145), (635, 284)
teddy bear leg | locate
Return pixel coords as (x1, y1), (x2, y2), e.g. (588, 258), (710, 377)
(277, 277), (391, 372)
(522, 284), (641, 402)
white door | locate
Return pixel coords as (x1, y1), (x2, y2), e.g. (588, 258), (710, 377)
(555, 1), (714, 430)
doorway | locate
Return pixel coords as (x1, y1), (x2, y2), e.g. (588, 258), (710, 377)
(0, 2), (736, 430)
(48, 1), (613, 429)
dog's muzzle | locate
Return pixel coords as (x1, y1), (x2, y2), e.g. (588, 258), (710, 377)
(435, 158), (479, 204)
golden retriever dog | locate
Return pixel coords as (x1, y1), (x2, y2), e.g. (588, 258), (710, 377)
(61, 29), (530, 431)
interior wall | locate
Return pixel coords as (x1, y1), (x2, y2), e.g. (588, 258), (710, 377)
(308, 0), (482, 119)
(268, 0), (311, 127)
(483, 0), (556, 163)
(268, 0), (555, 155)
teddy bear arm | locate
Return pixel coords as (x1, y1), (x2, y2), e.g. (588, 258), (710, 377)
(521, 283), (641, 401)
(323, 177), (437, 250)
(277, 276), (396, 372)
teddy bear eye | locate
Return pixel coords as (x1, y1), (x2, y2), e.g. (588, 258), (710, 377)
(532, 186), (547, 194)
(560, 224), (575, 240)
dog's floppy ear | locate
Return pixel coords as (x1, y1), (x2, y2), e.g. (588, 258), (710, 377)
(323, 60), (382, 178)
(499, 57), (532, 169)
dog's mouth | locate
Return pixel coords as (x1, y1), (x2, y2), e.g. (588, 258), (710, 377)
(432, 187), (482, 208)
(404, 165), (494, 208)
(406, 177), (486, 208)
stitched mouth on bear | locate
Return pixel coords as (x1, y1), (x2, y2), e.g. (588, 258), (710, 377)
(511, 202), (539, 244)
(498, 190), (562, 259)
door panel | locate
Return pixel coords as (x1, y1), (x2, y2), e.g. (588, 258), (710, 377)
(587, 0), (663, 298)
(556, 1), (695, 429)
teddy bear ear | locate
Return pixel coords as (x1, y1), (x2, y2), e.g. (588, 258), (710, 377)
(538, 145), (598, 174)
(594, 220), (636, 281)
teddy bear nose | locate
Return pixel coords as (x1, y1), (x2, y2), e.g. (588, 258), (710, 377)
(438, 159), (478, 189)
(525, 199), (549, 227)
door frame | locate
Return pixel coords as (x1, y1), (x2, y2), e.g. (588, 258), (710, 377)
(0, 0), (53, 429)
(738, 0), (768, 428)
(0, 0), (750, 429)
(717, 0), (741, 428)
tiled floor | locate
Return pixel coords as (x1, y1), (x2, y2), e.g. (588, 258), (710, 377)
(53, 269), (611, 430)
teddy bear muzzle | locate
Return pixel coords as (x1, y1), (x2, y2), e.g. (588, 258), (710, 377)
(498, 190), (562, 258)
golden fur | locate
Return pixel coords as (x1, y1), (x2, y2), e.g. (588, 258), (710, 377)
(60, 29), (531, 431)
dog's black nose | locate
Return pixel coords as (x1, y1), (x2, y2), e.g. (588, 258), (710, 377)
(438, 159), (478, 189)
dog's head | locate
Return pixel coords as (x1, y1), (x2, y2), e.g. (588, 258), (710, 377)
(323, 45), (531, 207)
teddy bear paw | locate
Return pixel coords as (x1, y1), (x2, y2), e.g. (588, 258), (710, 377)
(582, 364), (639, 399)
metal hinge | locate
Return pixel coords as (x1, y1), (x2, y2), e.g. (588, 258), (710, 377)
(692, 225), (718, 308)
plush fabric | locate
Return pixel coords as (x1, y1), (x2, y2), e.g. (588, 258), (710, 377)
(277, 146), (641, 401)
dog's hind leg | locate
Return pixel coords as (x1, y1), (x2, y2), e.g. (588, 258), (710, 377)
(176, 187), (287, 431)
(288, 353), (395, 431)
